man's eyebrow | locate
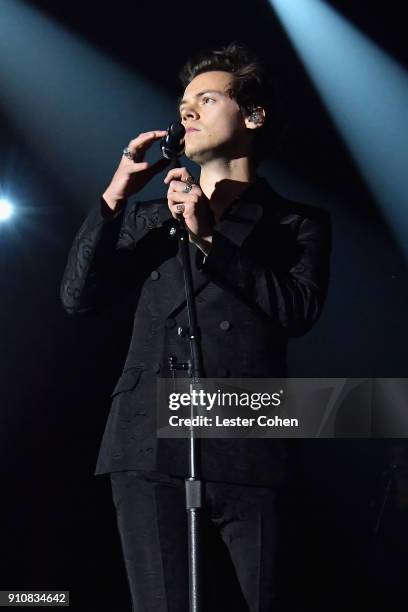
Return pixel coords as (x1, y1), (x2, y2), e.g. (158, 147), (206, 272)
(178, 90), (224, 109)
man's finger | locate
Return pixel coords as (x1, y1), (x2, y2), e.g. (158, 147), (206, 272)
(163, 167), (192, 184)
(168, 180), (200, 194)
(128, 130), (168, 161)
(168, 202), (189, 221)
(129, 130), (167, 149)
(168, 191), (196, 203)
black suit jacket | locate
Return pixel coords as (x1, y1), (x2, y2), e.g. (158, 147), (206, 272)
(60, 177), (331, 485)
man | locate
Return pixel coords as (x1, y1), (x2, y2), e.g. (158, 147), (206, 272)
(61, 43), (331, 611)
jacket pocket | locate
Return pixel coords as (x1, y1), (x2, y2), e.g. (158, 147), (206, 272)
(110, 367), (148, 421)
(111, 367), (143, 398)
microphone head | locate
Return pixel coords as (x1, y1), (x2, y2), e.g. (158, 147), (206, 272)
(161, 121), (185, 159)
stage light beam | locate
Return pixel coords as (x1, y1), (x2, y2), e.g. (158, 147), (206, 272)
(0, 0), (174, 206)
(269, 0), (408, 260)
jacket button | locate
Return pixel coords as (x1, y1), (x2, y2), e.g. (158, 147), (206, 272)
(150, 270), (160, 281)
(178, 326), (188, 337)
(152, 362), (161, 374)
(219, 320), (231, 331)
(165, 318), (176, 329)
(217, 367), (230, 377)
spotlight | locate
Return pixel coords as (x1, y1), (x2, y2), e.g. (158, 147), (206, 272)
(0, 198), (14, 221)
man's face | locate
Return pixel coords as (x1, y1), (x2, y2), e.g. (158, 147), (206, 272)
(178, 71), (249, 164)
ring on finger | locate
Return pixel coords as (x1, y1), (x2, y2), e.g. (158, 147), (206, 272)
(123, 146), (135, 161)
(182, 175), (196, 193)
(176, 204), (185, 213)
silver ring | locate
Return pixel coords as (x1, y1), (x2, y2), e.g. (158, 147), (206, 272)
(123, 146), (134, 161)
(182, 176), (196, 193)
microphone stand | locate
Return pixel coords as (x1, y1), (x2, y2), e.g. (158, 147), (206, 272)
(167, 156), (205, 612)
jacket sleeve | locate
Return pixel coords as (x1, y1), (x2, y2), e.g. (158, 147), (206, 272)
(60, 198), (146, 315)
(201, 210), (332, 337)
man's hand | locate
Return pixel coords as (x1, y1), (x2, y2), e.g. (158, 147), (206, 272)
(164, 167), (214, 245)
(103, 131), (170, 210)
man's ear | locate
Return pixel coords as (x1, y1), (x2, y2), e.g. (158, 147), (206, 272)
(244, 106), (266, 130)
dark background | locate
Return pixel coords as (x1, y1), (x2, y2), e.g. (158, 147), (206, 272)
(0, 1), (407, 610)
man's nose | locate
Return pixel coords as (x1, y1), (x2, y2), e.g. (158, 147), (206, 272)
(183, 106), (199, 120)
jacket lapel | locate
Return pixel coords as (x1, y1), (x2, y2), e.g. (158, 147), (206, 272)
(167, 179), (267, 317)
(125, 180), (278, 318)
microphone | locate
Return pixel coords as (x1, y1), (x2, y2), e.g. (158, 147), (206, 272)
(160, 121), (185, 160)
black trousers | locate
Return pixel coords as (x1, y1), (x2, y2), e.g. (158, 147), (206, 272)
(110, 471), (281, 612)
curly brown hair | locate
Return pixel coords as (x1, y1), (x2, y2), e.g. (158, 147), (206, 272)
(179, 42), (282, 166)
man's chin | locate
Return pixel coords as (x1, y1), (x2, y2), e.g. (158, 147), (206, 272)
(185, 146), (214, 165)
